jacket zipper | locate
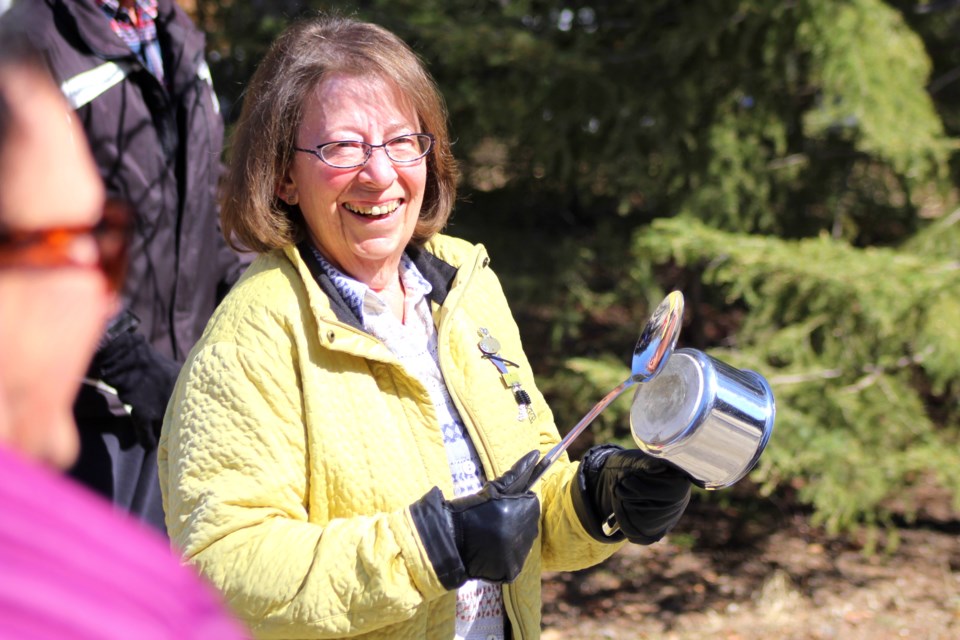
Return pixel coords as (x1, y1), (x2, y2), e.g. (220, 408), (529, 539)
(433, 247), (526, 640)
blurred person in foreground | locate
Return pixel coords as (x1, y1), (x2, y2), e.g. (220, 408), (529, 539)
(159, 15), (693, 640)
(0, 0), (248, 532)
(0, 42), (248, 640)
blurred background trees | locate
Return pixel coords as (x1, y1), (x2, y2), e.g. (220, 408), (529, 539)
(192, 0), (960, 542)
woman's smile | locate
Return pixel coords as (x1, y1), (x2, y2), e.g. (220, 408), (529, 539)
(342, 198), (403, 218)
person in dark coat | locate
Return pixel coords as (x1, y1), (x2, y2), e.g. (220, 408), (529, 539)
(0, 0), (248, 532)
(0, 41), (249, 638)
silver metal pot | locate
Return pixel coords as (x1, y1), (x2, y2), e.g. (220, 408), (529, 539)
(629, 348), (775, 489)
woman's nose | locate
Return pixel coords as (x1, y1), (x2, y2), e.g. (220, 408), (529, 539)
(357, 147), (398, 186)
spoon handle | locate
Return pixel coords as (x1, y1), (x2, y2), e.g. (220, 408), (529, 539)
(522, 377), (635, 490)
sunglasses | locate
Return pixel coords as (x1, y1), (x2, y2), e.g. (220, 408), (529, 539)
(0, 199), (132, 292)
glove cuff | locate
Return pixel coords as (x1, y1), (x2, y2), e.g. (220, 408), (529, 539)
(409, 487), (467, 591)
(571, 445), (626, 543)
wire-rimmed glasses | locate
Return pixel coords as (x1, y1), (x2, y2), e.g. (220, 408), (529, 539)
(294, 133), (435, 169)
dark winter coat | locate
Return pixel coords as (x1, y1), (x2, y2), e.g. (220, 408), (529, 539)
(2, 0), (246, 529)
(8, 0), (242, 360)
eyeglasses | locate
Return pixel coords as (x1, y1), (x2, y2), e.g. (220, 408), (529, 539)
(294, 133), (435, 169)
(0, 199), (132, 292)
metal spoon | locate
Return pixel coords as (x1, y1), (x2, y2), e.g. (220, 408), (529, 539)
(521, 291), (685, 490)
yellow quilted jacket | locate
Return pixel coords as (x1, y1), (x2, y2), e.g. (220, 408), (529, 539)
(159, 235), (623, 639)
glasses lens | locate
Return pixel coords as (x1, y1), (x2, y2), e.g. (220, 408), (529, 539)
(384, 134), (433, 163)
(320, 141), (369, 168)
(0, 198), (131, 292)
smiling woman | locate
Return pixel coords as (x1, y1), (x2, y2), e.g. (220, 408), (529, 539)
(159, 14), (693, 640)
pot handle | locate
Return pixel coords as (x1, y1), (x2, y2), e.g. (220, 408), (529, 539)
(601, 513), (620, 537)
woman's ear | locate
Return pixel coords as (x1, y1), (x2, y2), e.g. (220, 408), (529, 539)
(276, 173), (299, 205)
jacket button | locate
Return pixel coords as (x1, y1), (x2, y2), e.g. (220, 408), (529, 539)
(326, 330), (336, 343)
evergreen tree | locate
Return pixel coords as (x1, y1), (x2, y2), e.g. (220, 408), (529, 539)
(194, 0), (960, 537)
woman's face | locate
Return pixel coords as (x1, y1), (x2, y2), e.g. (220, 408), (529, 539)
(0, 67), (112, 469)
(280, 74), (427, 287)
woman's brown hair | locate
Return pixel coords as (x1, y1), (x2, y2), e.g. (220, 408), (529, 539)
(221, 15), (460, 254)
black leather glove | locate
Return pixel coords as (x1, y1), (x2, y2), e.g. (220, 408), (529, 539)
(90, 331), (181, 449)
(572, 444), (691, 545)
(410, 450), (541, 589)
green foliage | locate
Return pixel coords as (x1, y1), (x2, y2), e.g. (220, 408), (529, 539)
(546, 355), (634, 454)
(636, 217), (960, 534)
(798, 0), (952, 181)
(193, 1), (960, 539)
(201, 1), (955, 239)
(402, 0), (955, 244)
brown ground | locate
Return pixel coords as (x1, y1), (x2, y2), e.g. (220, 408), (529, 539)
(540, 491), (960, 639)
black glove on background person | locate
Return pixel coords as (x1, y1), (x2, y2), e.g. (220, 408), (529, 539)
(572, 444), (691, 545)
(410, 450), (541, 590)
(90, 331), (181, 449)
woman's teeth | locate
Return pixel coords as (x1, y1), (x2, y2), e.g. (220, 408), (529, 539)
(344, 201), (400, 216)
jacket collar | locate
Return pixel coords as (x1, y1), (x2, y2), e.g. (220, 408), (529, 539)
(53, 0), (204, 94)
(54, 0), (135, 59)
(405, 243), (457, 303)
(295, 240), (458, 332)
